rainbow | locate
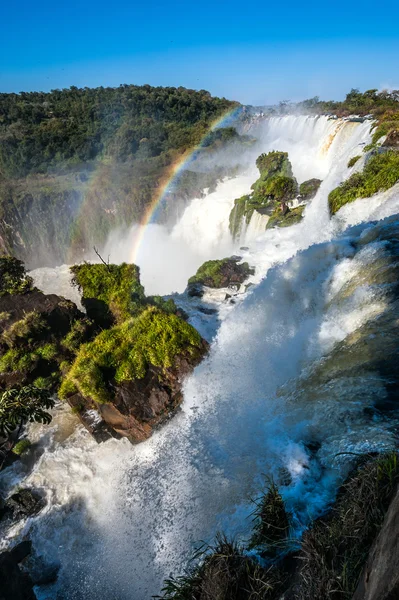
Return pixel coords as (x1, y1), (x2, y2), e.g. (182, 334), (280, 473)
(129, 105), (242, 263)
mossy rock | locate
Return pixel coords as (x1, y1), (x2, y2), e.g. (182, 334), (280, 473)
(70, 262), (179, 327)
(70, 262), (146, 327)
(188, 257), (255, 289)
(59, 307), (208, 442)
(229, 151), (298, 239)
(299, 178), (322, 200)
(328, 150), (399, 214)
(266, 205), (305, 229)
(59, 307), (206, 405)
(0, 289), (93, 394)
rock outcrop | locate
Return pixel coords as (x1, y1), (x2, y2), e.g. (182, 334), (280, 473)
(0, 289), (91, 393)
(229, 151), (300, 239)
(298, 178), (322, 201)
(188, 256), (254, 290)
(0, 541), (36, 600)
(352, 486), (399, 600)
(59, 305), (209, 443)
(381, 129), (399, 148)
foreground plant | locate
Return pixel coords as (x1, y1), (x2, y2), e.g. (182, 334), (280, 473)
(158, 534), (285, 600)
(0, 385), (54, 468)
(296, 452), (399, 599)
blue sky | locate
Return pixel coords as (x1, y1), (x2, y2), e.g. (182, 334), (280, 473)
(1, 0), (399, 104)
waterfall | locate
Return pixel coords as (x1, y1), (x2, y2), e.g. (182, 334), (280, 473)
(5, 114), (399, 600)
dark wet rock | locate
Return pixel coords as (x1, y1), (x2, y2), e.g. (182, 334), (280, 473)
(196, 306), (217, 315)
(6, 488), (45, 520)
(352, 486), (399, 600)
(187, 282), (204, 298)
(304, 440), (321, 457)
(24, 555), (60, 586)
(0, 541), (36, 600)
(239, 246), (249, 251)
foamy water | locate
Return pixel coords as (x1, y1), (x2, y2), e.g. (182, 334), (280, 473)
(4, 115), (399, 600)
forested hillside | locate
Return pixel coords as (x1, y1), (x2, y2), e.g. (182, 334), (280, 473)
(0, 85), (241, 267)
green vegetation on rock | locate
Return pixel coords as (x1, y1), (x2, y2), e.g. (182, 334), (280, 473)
(160, 452), (399, 600)
(59, 307), (203, 404)
(70, 262), (146, 325)
(188, 257), (254, 288)
(160, 534), (285, 600)
(299, 178), (322, 200)
(0, 256), (33, 297)
(266, 205), (305, 229)
(229, 151), (299, 239)
(347, 155), (361, 168)
(11, 438), (31, 456)
(328, 151), (399, 214)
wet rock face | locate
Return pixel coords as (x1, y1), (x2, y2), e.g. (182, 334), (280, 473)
(0, 541), (36, 600)
(67, 340), (208, 443)
(352, 486), (399, 600)
(5, 488), (45, 520)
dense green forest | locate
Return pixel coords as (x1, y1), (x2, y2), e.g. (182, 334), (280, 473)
(0, 85), (243, 266)
(0, 85), (238, 177)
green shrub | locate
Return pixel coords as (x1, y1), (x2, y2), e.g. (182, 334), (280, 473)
(70, 262), (146, 325)
(159, 534), (285, 600)
(61, 318), (94, 354)
(248, 480), (291, 554)
(1, 311), (48, 348)
(59, 307), (203, 404)
(0, 256), (33, 297)
(328, 151), (399, 214)
(259, 175), (298, 202)
(347, 155), (361, 168)
(36, 343), (58, 361)
(255, 151), (293, 179)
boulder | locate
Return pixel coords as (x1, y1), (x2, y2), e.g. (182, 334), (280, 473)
(188, 257), (255, 289)
(299, 178), (322, 201)
(66, 342), (208, 443)
(5, 488), (45, 520)
(59, 308), (209, 443)
(0, 541), (36, 600)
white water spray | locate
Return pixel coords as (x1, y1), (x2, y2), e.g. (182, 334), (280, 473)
(5, 115), (399, 600)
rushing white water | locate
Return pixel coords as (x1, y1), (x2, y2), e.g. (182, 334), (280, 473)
(3, 115), (399, 600)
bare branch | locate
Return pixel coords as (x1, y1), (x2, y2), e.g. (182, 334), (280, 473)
(93, 247), (110, 271)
